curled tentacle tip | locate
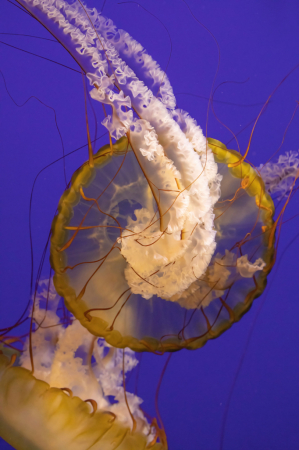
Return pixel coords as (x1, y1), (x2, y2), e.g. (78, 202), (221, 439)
(146, 436), (158, 448)
(84, 398), (98, 416)
(103, 411), (117, 423)
(60, 387), (73, 398)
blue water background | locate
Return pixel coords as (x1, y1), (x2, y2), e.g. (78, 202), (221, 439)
(0, 1), (298, 449)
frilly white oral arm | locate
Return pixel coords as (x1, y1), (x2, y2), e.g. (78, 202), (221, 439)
(259, 151), (299, 200)
(19, 0), (221, 302)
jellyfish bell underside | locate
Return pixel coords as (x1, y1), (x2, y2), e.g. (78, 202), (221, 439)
(0, 341), (164, 450)
(51, 137), (275, 352)
(0, 359), (150, 450)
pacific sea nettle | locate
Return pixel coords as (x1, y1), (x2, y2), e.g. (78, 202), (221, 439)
(0, 280), (166, 450)
(20, 0), (275, 353)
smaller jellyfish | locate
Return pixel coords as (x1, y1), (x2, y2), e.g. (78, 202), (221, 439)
(0, 279), (166, 450)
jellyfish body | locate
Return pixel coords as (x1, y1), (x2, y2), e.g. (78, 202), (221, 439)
(0, 281), (165, 450)
(0, 356), (161, 450)
(13, 0), (276, 351)
(51, 135), (275, 351)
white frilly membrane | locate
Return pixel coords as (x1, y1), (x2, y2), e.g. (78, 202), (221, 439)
(258, 151), (299, 200)
(172, 250), (267, 310)
(19, 279), (153, 438)
(20, 0), (266, 308)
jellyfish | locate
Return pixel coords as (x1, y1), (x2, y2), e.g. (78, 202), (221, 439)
(4, 0), (278, 355)
(0, 0), (295, 448)
(0, 279), (166, 449)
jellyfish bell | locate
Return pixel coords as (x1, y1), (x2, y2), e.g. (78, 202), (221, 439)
(0, 349), (163, 450)
(50, 133), (275, 352)
(0, 280), (166, 450)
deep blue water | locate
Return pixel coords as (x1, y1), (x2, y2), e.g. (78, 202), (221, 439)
(0, 1), (298, 449)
